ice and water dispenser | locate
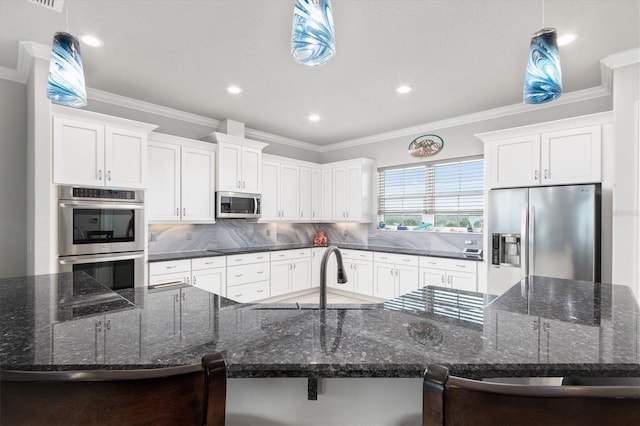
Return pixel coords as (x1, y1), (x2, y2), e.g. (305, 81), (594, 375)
(491, 233), (521, 267)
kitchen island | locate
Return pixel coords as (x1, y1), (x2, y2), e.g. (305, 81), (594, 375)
(1, 273), (638, 425)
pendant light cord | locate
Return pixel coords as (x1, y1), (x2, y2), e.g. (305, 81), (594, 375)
(542, 0), (545, 27)
(65, 4), (69, 32)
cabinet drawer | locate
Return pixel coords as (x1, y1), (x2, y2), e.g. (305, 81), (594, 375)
(341, 249), (373, 262)
(226, 252), (270, 266)
(419, 256), (478, 273)
(191, 256), (226, 270)
(373, 252), (419, 267)
(149, 259), (191, 276)
(227, 262), (270, 286)
(148, 271), (189, 287)
(270, 248), (311, 261)
(226, 280), (269, 303)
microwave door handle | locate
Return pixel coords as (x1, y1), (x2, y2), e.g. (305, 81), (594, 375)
(59, 201), (144, 210)
(59, 252), (145, 265)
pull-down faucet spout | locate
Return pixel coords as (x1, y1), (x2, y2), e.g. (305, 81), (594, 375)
(319, 246), (347, 310)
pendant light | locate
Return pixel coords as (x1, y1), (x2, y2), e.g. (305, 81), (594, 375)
(291, 0), (336, 66)
(47, 4), (87, 108)
(523, 1), (562, 104)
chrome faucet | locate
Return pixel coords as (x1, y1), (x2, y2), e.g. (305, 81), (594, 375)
(319, 246), (348, 310)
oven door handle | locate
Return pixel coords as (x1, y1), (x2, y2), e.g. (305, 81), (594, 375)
(59, 201), (144, 210)
(59, 252), (145, 265)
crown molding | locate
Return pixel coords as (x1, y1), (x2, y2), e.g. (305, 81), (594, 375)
(0, 41), (50, 84)
(600, 47), (640, 92)
(244, 128), (324, 152)
(321, 84), (612, 152)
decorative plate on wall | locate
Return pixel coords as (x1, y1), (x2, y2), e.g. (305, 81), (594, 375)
(408, 134), (444, 158)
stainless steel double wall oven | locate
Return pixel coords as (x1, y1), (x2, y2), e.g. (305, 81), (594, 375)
(58, 186), (145, 290)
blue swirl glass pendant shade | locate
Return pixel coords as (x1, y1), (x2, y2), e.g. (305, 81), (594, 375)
(47, 32), (87, 108)
(523, 28), (562, 104)
(291, 0), (336, 66)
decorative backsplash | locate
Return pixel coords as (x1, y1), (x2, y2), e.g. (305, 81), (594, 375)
(148, 221), (483, 254)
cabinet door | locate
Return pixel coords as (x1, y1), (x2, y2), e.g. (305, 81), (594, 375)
(193, 267), (226, 296)
(104, 309), (141, 363)
(181, 146), (215, 221)
(346, 165), (363, 220)
(105, 127), (146, 188)
(447, 270), (477, 292)
(489, 135), (541, 188)
(261, 160), (281, 221)
(217, 143), (242, 191)
(495, 311), (539, 362)
(310, 168), (322, 221)
(53, 117), (105, 186)
(543, 319), (599, 364)
(311, 248), (325, 288)
(373, 263), (396, 300)
(320, 168), (333, 221)
(147, 141), (181, 221)
(299, 166), (312, 221)
(241, 147), (262, 193)
(352, 260), (374, 296)
(541, 126), (601, 185)
(280, 163), (299, 220)
(270, 260), (292, 297)
(291, 257), (312, 292)
(338, 260), (356, 293)
(397, 264), (419, 296)
(142, 289), (180, 349)
(332, 167), (347, 220)
(420, 267), (446, 288)
(52, 316), (101, 364)
(180, 287), (213, 343)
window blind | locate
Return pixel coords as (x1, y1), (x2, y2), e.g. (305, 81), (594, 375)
(377, 158), (484, 216)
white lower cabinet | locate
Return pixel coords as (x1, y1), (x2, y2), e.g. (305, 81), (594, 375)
(341, 250), (374, 296)
(226, 253), (270, 302)
(270, 249), (312, 297)
(373, 253), (419, 299)
(52, 309), (141, 364)
(191, 257), (226, 296)
(142, 285), (215, 357)
(419, 257), (478, 292)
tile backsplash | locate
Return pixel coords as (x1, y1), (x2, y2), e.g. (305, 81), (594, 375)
(148, 221), (483, 254)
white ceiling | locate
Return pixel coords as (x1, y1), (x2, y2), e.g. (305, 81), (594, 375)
(1, 0), (639, 146)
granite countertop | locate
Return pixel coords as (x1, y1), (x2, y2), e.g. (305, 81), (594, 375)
(1, 273), (638, 380)
(148, 243), (483, 263)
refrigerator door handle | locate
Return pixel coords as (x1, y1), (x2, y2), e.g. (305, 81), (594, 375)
(521, 207), (528, 278)
(529, 206), (535, 278)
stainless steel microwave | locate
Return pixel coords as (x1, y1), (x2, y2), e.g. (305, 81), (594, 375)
(216, 191), (261, 219)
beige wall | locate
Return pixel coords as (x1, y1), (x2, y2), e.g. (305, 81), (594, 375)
(0, 78), (27, 278)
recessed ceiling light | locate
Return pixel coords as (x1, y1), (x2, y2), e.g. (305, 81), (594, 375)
(78, 34), (103, 47)
(396, 85), (412, 94)
(227, 85), (242, 94)
(557, 33), (577, 46)
(308, 114), (321, 122)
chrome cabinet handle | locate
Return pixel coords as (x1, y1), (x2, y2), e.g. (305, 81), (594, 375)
(441, 274), (445, 283)
(183, 208), (186, 216)
(193, 276), (197, 285)
(533, 319), (539, 330)
(98, 170), (103, 181)
(242, 181), (246, 189)
(96, 320), (102, 332)
(176, 208), (180, 216)
(165, 265), (176, 269)
(185, 276), (190, 285)
(544, 169), (549, 179)
(175, 294), (179, 302)
(107, 170), (111, 181)
(182, 292), (186, 301)
(390, 269), (394, 276)
(237, 180), (241, 188)
(106, 319), (111, 330)
(534, 169), (539, 180)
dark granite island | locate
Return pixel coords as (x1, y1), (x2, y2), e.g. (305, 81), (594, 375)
(1, 273), (639, 425)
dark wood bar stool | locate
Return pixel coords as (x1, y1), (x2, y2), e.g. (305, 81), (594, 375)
(423, 364), (640, 426)
(1, 352), (227, 426)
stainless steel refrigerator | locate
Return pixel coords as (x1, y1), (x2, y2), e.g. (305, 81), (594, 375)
(487, 184), (600, 295)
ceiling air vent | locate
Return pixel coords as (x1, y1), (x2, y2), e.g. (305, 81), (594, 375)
(26, 0), (65, 13)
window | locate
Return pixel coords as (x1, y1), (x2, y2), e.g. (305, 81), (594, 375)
(377, 157), (484, 232)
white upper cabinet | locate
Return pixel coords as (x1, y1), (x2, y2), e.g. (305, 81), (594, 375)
(310, 167), (323, 221)
(147, 133), (216, 223)
(52, 106), (157, 188)
(330, 158), (375, 222)
(479, 112), (610, 189)
(210, 133), (267, 194)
